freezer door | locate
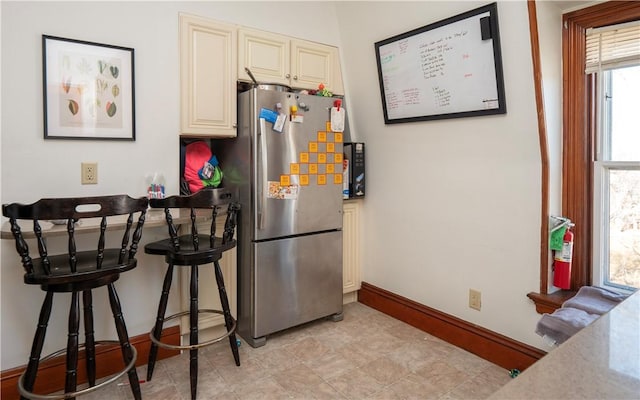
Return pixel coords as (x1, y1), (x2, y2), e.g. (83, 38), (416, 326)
(252, 89), (344, 240)
(250, 230), (343, 339)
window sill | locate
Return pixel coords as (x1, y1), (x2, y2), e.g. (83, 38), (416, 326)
(527, 291), (577, 314)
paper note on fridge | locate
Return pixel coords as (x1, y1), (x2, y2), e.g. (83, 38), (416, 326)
(330, 107), (345, 132)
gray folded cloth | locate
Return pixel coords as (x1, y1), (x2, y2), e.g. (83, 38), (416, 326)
(562, 285), (629, 315)
(535, 307), (600, 345)
(535, 286), (631, 345)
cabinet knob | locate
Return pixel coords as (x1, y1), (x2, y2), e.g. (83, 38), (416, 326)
(285, 73), (291, 79)
(293, 75), (298, 80)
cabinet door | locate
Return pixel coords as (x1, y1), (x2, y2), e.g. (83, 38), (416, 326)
(291, 39), (344, 95)
(180, 14), (237, 137)
(342, 201), (361, 295)
(238, 28), (290, 86)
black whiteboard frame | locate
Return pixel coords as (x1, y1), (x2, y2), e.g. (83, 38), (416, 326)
(374, 2), (506, 124)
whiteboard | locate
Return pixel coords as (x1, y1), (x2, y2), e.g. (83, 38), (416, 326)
(375, 2), (506, 124)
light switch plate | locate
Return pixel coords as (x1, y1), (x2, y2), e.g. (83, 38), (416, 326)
(469, 289), (481, 311)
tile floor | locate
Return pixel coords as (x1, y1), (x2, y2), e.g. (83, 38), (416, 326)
(84, 302), (512, 399)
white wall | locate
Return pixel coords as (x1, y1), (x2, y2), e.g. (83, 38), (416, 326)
(535, 1), (565, 292)
(0, 1), (341, 370)
(334, 1), (547, 349)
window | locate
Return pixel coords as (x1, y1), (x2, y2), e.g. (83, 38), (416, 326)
(560, 2), (640, 292)
(588, 20), (640, 292)
(528, 1), (640, 313)
(593, 65), (640, 292)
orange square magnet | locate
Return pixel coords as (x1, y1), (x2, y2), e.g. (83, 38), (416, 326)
(290, 163), (300, 175)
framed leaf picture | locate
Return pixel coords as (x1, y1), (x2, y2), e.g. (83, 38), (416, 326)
(42, 35), (135, 140)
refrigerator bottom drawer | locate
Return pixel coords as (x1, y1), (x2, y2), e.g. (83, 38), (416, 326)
(252, 230), (343, 339)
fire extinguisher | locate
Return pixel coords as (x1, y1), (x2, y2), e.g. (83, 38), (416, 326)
(553, 224), (574, 289)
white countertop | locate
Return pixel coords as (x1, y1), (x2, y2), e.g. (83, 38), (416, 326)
(489, 289), (640, 399)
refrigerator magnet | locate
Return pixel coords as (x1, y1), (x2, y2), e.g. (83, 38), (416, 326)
(273, 113), (286, 132)
(268, 181), (299, 199)
(259, 108), (278, 123)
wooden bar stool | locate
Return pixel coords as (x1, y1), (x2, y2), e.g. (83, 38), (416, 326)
(2, 195), (148, 400)
(144, 188), (240, 400)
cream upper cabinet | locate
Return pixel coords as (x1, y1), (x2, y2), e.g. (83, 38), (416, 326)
(238, 29), (290, 86)
(180, 14), (237, 137)
(291, 39), (343, 95)
(238, 28), (344, 95)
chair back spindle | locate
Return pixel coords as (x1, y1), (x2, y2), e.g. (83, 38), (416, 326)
(190, 208), (199, 251)
(118, 213), (134, 264)
(210, 206), (219, 248)
(164, 208), (180, 251)
(68, 218), (78, 273)
(129, 210), (145, 260)
(223, 203), (239, 245)
(9, 220), (34, 274)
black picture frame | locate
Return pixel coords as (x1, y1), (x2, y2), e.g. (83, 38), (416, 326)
(374, 2), (506, 124)
(43, 35), (136, 140)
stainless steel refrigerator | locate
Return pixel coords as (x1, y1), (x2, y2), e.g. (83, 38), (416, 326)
(219, 86), (344, 347)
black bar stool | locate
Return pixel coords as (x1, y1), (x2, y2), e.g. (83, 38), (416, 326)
(144, 188), (240, 400)
(2, 195), (148, 400)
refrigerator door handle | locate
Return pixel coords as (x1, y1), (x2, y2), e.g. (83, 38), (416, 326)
(257, 117), (268, 230)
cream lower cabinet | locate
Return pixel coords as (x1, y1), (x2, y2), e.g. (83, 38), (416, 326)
(238, 27), (344, 95)
(180, 14), (237, 137)
(179, 219), (237, 338)
(342, 200), (361, 303)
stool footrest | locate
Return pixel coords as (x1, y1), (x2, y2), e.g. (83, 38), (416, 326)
(18, 341), (137, 400)
(149, 309), (237, 351)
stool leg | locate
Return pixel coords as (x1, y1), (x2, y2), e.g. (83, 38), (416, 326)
(107, 283), (141, 400)
(82, 290), (96, 387)
(64, 291), (80, 398)
(21, 291), (54, 400)
(189, 264), (199, 400)
(214, 260), (240, 366)
(147, 262), (174, 381)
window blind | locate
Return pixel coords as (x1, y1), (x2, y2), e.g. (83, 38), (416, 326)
(585, 20), (640, 73)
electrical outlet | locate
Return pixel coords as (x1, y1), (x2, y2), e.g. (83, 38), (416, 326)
(469, 289), (481, 311)
(81, 162), (98, 184)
